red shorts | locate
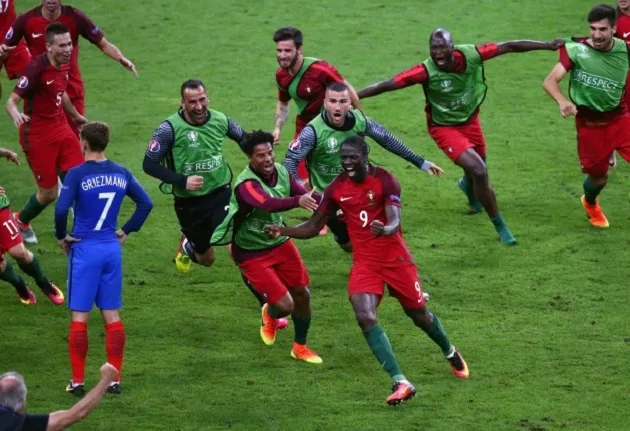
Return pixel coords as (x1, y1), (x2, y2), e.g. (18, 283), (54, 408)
(293, 117), (310, 180)
(20, 125), (83, 188)
(577, 115), (630, 176)
(428, 115), (487, 162)
(0, 41), (31, 80)
(238, 240), (310, 304)
(348, 261), (426, 309)
(65, 97), (85, 137)
(0, 208), (23, 258)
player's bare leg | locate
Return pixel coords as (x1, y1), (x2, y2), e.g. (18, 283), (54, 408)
(581, 174), (609, 228)
(177, 238), (216, 272)
(260, 292), (295, 345)
(403, 306), (469, 379)
(457, 172), (483, 214)
(15, 185), (58, 244)
(101, 309), (125, 394)
(455, 150), (516, 245)
(288, 286), (321, 364)
(0, 255), (36, 305)
(350, 293), (415, 405)
(7, 243), (63, 305)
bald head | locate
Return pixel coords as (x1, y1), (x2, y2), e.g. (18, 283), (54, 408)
(429, 28), (455, 69)
(0, 372), (27, 412)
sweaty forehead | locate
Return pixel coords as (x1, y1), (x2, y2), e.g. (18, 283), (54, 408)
(326, 89), (349, 99)
(276, 40), (296, 50)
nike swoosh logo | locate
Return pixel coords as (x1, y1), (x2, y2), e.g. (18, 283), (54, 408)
(340, 197), (352, 201)
(10, 233), (19, 240)
(46, 80), (54, 85)
(32, 33), (42, 38)
(624, 32), (630, 38)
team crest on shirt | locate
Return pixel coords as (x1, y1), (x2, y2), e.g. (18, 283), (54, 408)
(17, 76), (28, 89)
(187, 131), (199, 147)
(440, 79), (453, 92)
(577, 44), (590, 59)
(366, 190), (376, 206)
(326, 137), (338, 154)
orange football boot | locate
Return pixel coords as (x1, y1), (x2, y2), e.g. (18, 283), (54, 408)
(446, 349), (470, 379)
(290, 342), (322, 364)
(260, 304), (278, 345)
(581, 195), (609, 228)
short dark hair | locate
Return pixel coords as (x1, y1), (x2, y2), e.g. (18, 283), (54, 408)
(241, 130), (274, 156)
(180, 79), (206, 98)
(80, 121), (110, 152)
(273, 26), (303, 49)
(341, 135), (369, 157)
(588, 4), (616, 25)
(326, 82), (348, 93)
(45, 22), (70, 44)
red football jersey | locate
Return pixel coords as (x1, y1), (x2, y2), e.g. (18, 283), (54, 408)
(14, 53), (70, 128)
(616, 11), (630, 42)
(276, 59), (344, 124)
(4, 5), (104, 100)
(0, 0), (16, 36)
(319, 166), (414, 266)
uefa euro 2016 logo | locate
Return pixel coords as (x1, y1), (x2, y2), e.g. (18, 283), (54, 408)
(326, 137), (338, 154)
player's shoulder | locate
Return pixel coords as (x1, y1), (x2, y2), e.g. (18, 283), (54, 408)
(372, 166), (400, 186)
(275, 67), (289, 82)
(18, 5), (41, 20)
(61, 4), (80, 17)
(326, 171), (350, 192)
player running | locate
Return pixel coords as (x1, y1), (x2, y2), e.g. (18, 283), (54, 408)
(212, 130), (321, 363)
(0, 0), (31, 98)
(272, 26), (361, 187)
(55, 121), (153, 396)
(5, 22), (87, 244)
(1, 0), (137, 135)
(543, 4), (630, 228)
(266, 136), (469, 405)
(284, 81), (443, 252)
(1, 147), (63, 306)
(358, 30), (564, 245)
(143, 79), (247, 272)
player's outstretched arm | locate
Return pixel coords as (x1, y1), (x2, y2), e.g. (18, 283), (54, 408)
(237, 180), (315, 213)
(46, 363), (117, 431)
(5, 92), (29, 128)
(120, 173), (154, 236)
(496, 38), (564, 55)
(227, 118), (246, 147)
(283, 125), (316, 179)
(344, 79), (363, 110)
(543, 63), (577, 118)
(357, 78), (398, 99)
(0, 148), (19, 165)
(365, 118), (444, 176)
(96, 38), (138, 76)
(268, 210), (328, 240)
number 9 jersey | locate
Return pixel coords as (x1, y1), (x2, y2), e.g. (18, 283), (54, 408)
(319, 166), (414, 266)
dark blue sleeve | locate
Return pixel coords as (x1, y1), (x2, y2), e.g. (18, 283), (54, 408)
(54, 168), (81, 239)
(121, 170), (154, 235)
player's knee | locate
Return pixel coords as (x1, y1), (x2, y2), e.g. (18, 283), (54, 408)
(291, 286), (310, 304)
(273, 294), (295, 317)
(355, 308), (377, 330)
(197, 251), (216, 267)
(469, 164), (488, 183)
(9, 246), (31, 263)
(37, 188), (57, 205)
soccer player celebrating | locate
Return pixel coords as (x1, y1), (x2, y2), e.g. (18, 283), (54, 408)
(543, 4), (630, 228)
(5, 22), (87, 244)
(266, 136), (469, 405)
(273, 26), (361, 186)
(55, 122), (153, 396)
(1, 0), (137, 135)
(0, 147), (63, 305)
(0, 0), (31, 98)
(143, 79), (246, 273)
(358, 30), (564, 245)
(284, 82), (443, 252)
(212, 130), (321, 363)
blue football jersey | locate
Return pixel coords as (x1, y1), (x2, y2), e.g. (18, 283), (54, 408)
(55, 160), (153, 241)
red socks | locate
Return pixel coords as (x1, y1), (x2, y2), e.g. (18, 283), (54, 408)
(105, 320), (126, 382)
(69, 320), (126, 384)
(68, 321), (88, 384)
